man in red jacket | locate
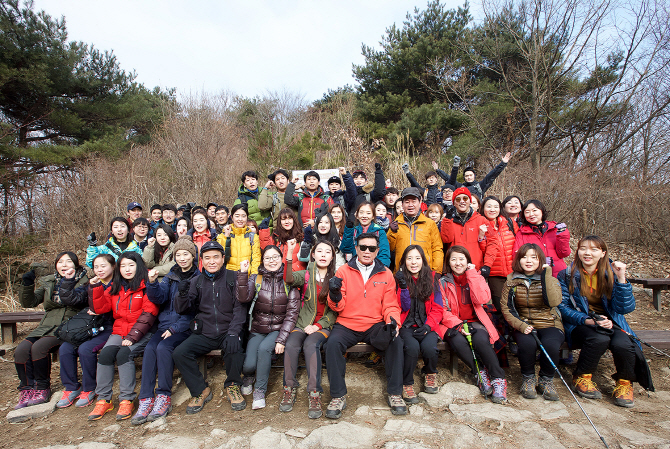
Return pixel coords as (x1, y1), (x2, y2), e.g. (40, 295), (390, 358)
(325, 233), (406, 419)
(440, 187), (500, 276)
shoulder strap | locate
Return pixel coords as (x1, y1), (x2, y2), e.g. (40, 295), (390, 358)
(105, 241), (122, 256)
(249, 274), (262, 331)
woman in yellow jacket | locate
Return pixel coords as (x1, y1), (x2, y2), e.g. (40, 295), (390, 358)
(217, 204), (261, 274)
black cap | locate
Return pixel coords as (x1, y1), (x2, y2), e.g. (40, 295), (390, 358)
(269, 169), (290, 182)
(199, 241), (225, 257)
(304, 170), (320, 182)
(400, 187), (423, 201)
(327, 176), (342, 186)
(206, 202), (218, 209)
(441, 184), (455, 192)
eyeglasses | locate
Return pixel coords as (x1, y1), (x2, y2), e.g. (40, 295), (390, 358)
(263, 255), (282, 262)
(358, 245), (378, 253)
(454, 196), (470, 203)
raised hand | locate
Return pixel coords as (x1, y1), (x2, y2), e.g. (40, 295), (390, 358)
(611, 261), (627, 282)
(239, 260), (250, 273)
(63, 268), (76, 279)
(87, 232), (97, 246)
(502, 152), (511, 163)
(453, 155), (461, 167)
(223, 224), (231, 237)
(339, 167), (346, 175)
(466, 263), (476, 271)
(148, 269), (159, 283)
(89, 276), (100, 285)
(147, 237), (156, 247)
(431, 161), (438, 170)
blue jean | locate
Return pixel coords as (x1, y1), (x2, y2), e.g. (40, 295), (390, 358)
(139, 330), (189, 399)
(59, 327), (112, 392)
(243, 331), (279, 392)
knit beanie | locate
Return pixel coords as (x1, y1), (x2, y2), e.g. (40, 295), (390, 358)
(173, 235), (197, 260)
(452, 187), (472, 201)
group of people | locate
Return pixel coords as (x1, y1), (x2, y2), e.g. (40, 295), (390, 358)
(14, 155), (650, 426)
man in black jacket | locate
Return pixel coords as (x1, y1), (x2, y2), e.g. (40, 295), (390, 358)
(447, 152), (512, 198)
(172, 241), (247, 413)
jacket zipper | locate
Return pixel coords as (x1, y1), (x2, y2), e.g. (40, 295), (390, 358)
(212, 279), (219, 335)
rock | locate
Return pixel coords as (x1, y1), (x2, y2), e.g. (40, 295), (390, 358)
(298, 422), (378, 448)
(172, 384), (192, 407)
(437, 423), (481, 449)
(145, 417), (167, 430)
(516, 422), (565, 449)
(285, 429), (307, 438)
(78, 444), (117, 449)
(653, 390), (670, 401)
(419, 382), (479, 408)
(383, 419), (438, 434)
(250, 427), (292, 449)
(658, 421), (670, 430)
(6, 392), (60, 423)
(384, 441), (431, 449)
(559, 423), (606, 445)
(523, 400), (569, 420)
(354, 405), (370, 416)
(102, 424), (120, 434)
(409, 405), (424, 416)
(449, 403), (534, 423)
(35, 446), (77, 449)
(211, 429), (227, 437)
(214, 436), (248, 449)
(615, 427), (669, 446)
(142, 434), (200, 449)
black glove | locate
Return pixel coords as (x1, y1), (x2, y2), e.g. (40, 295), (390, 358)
(178, 279), (190, 296)
(303, 225), (313, 245)
(345, 215), (355, 228)
(555, 223), (567, 234)
(375, 163), (382, 171)
(259, 217), (270, 230)
(389, 221), (399, 232)
(22, 270), (36, 286)
(413, 324), (431, 337)
(390, 317), (398, 339)
(87, 232), (97, 246)
(395, 270), (407, 289)
(444, 206), (457, 220)
(329, 276), (343, 303)
(223, 334), (241, 353)
(480, 265), (491, 279)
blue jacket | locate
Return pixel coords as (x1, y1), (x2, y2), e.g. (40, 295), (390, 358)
(86, 237), (143, 268)
(146, 264), (199, 334)
(557, 265), (638, 348)
(340, 222), (391, 268)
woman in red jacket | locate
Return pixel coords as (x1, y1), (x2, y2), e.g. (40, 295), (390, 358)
(513, 200), (571, 278)
(439, 246), (507, 404)
(87, 252), (159, 422)
(395, 245), (443, 404)
(258, 208), (306, 273)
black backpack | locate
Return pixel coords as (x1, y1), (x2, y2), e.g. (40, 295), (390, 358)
(55, 308), (105, 347)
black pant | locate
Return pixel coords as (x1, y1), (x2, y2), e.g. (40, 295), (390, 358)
(444, 322), (505, 379)
(172, 333), (244, 396)
(399, 327), (439, 385)
(571, 325), (637, 381)
(325, 322), (404, 398)
(515, 327), (564, 377)
(14, 336), (60, 390)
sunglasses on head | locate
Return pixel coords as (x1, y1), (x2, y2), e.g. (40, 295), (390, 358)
(358, 244), (378, 253)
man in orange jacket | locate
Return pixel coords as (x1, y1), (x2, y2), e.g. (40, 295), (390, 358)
(324, 233), (406, 419)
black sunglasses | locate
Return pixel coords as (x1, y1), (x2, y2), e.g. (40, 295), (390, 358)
(358, 244), (378, 252)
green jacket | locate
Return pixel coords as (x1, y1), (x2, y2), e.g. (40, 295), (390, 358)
(257, 187), (296, 233)
(19, 273), (90, 338)
(290, 263), (337, 331)
(234, 185), (271, 225)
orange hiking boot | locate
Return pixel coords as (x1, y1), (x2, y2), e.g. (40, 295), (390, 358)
(573, 374), (602, 399)
(613, 379), (634, 408)
(116, 399), (134, 420)
(88, 400), (114, 421)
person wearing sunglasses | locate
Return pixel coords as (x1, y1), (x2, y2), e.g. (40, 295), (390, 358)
(324, 233), (406, 419)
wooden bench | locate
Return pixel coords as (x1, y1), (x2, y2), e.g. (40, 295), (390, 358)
(635, 330), (670, 350)
(628, 278), (670, 311)
(0, 312), (45, 344)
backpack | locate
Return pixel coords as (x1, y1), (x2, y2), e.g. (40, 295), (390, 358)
(55, 308), (105, 347)
(248, 274), (290, 330)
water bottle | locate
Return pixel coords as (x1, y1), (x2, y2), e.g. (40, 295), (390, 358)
(90, 327), (99, 337)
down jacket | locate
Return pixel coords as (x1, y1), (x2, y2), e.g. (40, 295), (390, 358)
(217, 226), (261, 274)
(397, 271), (443, 333)
(513, 221), (571, 277)
(146, 264), (199, 334)
(441, 209), (500, 270)
(237, 266), (300, 345)
(90, 280), (159, 343)
(500, 268), (564, 333)
(486, 216), (518, 277)
(387, 213), (443, 273)
(340, 222), (391, 267)
(234, 185), (271, 225)
(284, 184), (334, 226)
(86, 237), (142, 268)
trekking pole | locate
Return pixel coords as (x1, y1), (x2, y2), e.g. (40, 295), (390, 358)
(530, 330), (609, 449)
(589, 312), (670, 359)
(463, 322), (489, 399)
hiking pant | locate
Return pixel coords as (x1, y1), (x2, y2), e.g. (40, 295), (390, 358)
(59, 327), (112, 392)
(172, 333), (244, 397)
(444, 322), (505, 379)
(325, 322), (404, 398)
(571, 325), (637, 381)
(283, 328), (329, 393)
(515, 327), (564, 377)
(400, 328), (439, 385)
(139, 331), (189, 399)
(243, 331), (279, 393)
(15, 336), (61, 390)
(95, 333), (151, 401)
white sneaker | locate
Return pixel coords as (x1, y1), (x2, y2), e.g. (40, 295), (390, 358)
(251, 389), (266, 410)
(241, 376), (255, 396)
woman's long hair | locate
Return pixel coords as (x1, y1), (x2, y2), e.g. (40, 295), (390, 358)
(110, 252), (149, 295)
(314, 212), (341, 248)
(274, 208), (304, 244)
(311, 239), (338, 305)
(396, 245), (434, 302)
(153, 224), (176, 264)
(328, 203), (346, 238)
(569, 235), (614, 300)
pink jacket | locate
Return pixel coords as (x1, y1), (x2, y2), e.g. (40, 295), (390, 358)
(513, 221), (571, 277)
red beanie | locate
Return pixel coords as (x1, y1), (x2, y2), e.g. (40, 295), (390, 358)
(452, 187), (472, 201)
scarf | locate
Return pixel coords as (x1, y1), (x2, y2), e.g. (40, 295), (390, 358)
(52, 267), (86, 305)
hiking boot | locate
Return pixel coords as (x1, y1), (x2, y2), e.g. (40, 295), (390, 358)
(402, 385), (419, 404)
(116, 399), (134, 420)
(476, 368), (493, 396)
(226, 385), (247, 411)
(520, 374), (537, 399)
(537, 376), (559, 401)
(279, 386), (297, 412)
(252, 389), (266, 410)
(29, 388), (51, 406)
(88, 400), (114, 420)
(325, 396), (347, 419)
(508, 340), (518, 356)
(364, 351), (382, 366)
(75, 391), (96, 407)
(131, 398), (153, 425)
(491, 378), (508, 404)
(147, 394), (172, 421)
(424, 373), (439, 394)
(308, 391), (322, 419)
(613, 379), (634, 408)
(573, 373), (602, 399)
(187, 386), (213, 414)
(57, 388), (82, 409)
(388, 394), (408, 415)
(241, 376), (255, 396)
(15, 390), (33, 410)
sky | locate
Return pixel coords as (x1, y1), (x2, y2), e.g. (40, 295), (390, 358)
(34, 0), (466, 103)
